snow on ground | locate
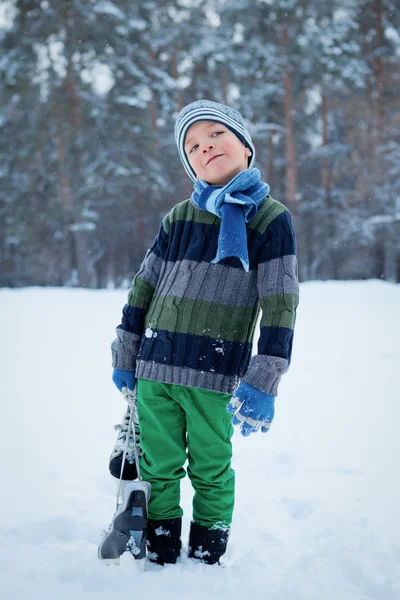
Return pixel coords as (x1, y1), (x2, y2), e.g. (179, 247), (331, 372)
(0, 281), (399, 600)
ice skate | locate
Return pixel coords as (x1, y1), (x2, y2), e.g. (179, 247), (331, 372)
(109, 400), (142, 480)
(98, 480), (151, 564)
(99, 388), (150, 563)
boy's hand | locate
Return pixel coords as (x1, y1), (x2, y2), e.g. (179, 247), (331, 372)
(227, 382), (275, 437)
(112, 368), (136, 393)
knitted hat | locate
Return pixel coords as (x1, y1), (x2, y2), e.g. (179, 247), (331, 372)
(174, 99), (256, 182)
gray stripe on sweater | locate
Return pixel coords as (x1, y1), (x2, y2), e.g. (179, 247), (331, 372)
(241, 354), (289, 396)
(111, 328), (141, 371)
(135, 359), (239, 395)
(136, 250), (163, 288)
(258, 255), (299, 297)
(155, 259), (258, 307)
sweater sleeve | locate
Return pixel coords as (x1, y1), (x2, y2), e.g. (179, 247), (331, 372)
(111, 219), (169, 371)
(241, 209), (299, 396)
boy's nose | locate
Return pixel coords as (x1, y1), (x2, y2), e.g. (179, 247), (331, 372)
(202, 143), (215, 153)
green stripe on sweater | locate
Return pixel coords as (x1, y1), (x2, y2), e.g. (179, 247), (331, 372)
(259, 293), (298, 329)
(128, 277), (155, 309)
(146, 295), (259, 343)
(247, 197), (288, 234)
(162, 196), (289, 236)
(163, 199), (219, 233)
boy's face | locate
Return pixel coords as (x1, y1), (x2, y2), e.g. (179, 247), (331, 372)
(184, 120), (252, 186)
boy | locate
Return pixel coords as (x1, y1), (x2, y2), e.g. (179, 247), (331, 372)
(110, 100), (299, 565)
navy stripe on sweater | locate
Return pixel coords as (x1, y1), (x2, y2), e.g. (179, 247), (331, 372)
(122, 304), (147, 336)
(138, 328), (252, 378)
(258, 211), (296, 263)
(165, 219), (267, 268)
(258, 325), (295, 361)
(163, 211), (296, 267)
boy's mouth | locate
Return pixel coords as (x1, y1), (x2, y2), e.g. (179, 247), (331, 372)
(206, 154), (224, 165)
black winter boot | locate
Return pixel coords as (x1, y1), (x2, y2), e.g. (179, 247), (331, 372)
(146, 517), (182, 565)
(188, 521), (230, 565)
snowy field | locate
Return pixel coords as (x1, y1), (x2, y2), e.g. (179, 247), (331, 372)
(1, 281), (399, 600)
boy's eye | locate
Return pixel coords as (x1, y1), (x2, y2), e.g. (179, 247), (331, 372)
(212, 130), (224, 137)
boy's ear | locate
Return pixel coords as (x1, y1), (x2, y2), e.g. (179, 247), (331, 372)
(245, 147), (252, 158)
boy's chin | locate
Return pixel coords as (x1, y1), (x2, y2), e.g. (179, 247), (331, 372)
(204, 167), (248, 186)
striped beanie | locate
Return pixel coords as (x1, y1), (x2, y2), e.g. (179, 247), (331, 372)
(174, 99), (256, 182)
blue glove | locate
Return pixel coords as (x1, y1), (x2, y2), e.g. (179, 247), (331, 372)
(227, 382), (275, 437)
(112, 368), (136, 392)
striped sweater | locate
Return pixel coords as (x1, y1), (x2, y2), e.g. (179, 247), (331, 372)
(112, 195), (299, 396)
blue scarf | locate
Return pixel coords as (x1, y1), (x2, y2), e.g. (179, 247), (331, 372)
(191, 168), (270, 271)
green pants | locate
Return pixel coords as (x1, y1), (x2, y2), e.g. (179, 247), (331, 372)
(136, 378), (235, 529)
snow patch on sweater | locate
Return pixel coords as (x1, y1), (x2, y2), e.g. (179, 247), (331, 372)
(145, 327), (157, 338)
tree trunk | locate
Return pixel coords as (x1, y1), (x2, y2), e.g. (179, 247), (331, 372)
(281, 25), (298, 216)
(383, 225), (398, 282)
(321, 93), (329, 192)
(171, 51), (184, 111)
(220, 62), (228, 104)
(359, 11), (375, 158)
(171, 50), (191, 197)
(56, 130), (75, 285)
(265, 136), (274, 189)
(149, 49), (160, 154)
(73, 230), (95, 287)
(136, 191), (144, 265)
(321, 93), (338, 278)
(283, 69), (298, 215)
(374, 0), (384, 143)
(58, 7), (89, 286)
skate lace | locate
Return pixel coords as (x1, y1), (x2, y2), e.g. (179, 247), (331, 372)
(112, 404), (142, 458)
(114, 388), (143, 510)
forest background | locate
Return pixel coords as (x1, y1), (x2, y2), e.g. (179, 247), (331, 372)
(1, 0), (399, 288)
